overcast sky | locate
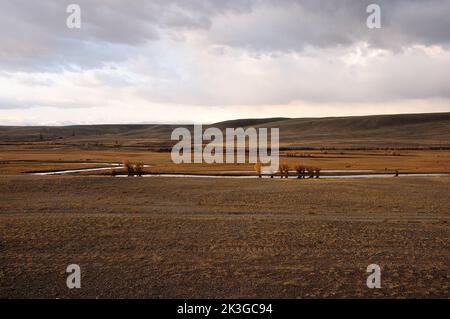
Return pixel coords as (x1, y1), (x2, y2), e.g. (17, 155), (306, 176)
(1, 0), (450, 125)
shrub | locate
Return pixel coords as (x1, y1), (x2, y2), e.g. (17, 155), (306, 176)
(286, 151), (296, 157)
(294, 165), (306, 179)
(306, 167), (315, 178)
(314, 167), (321, 178)
(123, 160), (135, 176)
(134, 162), (145, 177)
(279, 164), (290, 178)
(123, 160), (145, 177)
(254, 162), (262, 178)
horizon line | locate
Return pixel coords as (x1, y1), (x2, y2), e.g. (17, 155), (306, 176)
(1, 111), (449, 127)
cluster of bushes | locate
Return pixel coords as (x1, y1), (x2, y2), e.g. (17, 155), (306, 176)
(254, 162), (262, 178)
(122, 160), (145, 177)
(278, 164), (290, 178)
(253, 162), (321, 179)
(285, 152), (312, 158)
(294, 165), (321, 179)
(390, 152), (402, 156)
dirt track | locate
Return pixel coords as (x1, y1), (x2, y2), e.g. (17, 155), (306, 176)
(0, 175), (449, 298)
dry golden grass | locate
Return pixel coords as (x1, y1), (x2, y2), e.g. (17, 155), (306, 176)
(2, 145), (450, 176)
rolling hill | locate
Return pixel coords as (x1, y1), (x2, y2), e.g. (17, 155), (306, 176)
(0, 112), (449, 148)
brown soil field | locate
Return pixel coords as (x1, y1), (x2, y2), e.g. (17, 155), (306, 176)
(0, 175), (449, 298)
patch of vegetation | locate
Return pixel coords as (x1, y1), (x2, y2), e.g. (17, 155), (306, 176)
(278, 164), (290, 178)
(123, 160), (145, 177)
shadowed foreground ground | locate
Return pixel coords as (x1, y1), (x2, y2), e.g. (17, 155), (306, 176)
(0, 175), (449, 298)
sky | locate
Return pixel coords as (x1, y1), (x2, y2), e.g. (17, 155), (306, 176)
(0, 0), (450, 125)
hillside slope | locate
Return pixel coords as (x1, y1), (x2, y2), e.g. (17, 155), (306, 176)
(0, 113), (449, 148)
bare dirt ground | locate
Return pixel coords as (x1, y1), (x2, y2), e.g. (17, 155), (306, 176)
(0, 175), (448, 298)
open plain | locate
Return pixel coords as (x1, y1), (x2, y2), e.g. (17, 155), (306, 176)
(0, 113), (449, 298)
(0, 175), (449, 298)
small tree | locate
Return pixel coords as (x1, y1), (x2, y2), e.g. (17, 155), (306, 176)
(294, 165), (306, 179)
(314, 167), (321, 179)
(123, 160), (135, 177)
(254, 162), (262, 178)
(135, 162), (145, 177)
(279, 164), (290, 178)
(123, 160), (145, 176)
(306, 167), (315, 179)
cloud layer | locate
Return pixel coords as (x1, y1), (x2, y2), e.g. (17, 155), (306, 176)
(0, 0), (449, 124)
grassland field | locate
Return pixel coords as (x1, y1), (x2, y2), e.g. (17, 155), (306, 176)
(1, 114), (449, 298)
